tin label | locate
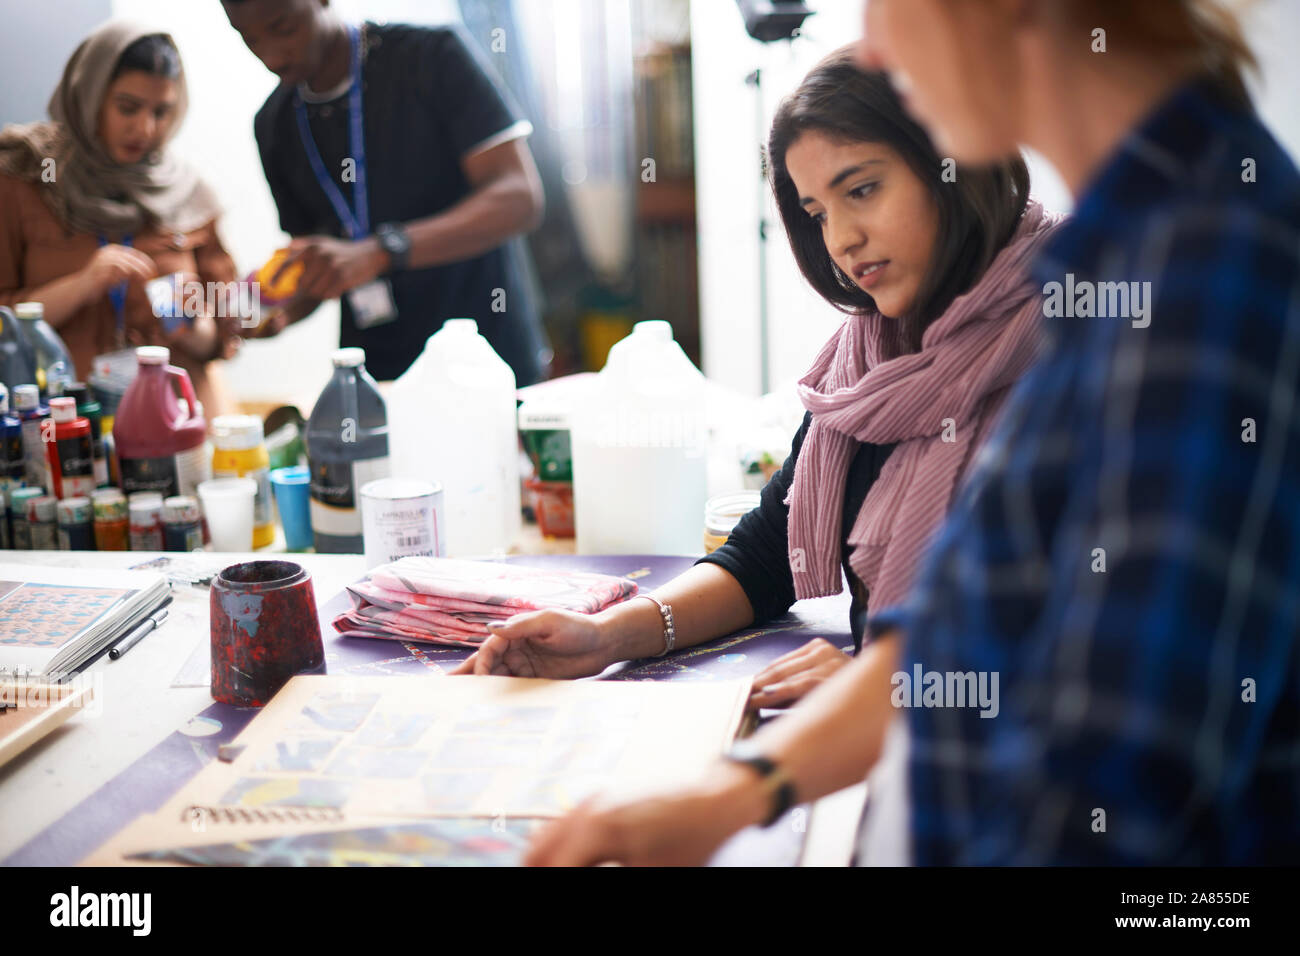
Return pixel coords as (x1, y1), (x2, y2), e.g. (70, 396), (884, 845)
(361, 486), (445, 569)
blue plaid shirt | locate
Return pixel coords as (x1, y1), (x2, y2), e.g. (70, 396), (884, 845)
(873, 78), (1300, 865)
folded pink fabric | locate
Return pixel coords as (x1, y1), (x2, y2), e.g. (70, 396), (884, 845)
(332, 557), (639, 647)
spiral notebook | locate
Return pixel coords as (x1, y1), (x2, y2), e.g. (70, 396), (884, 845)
(84, 812), (542, 867)
(83, 673), (750, 866)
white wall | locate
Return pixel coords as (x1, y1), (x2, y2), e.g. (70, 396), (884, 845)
(691, 0), (854, 397)
(0, 0), (112, 126)
(691, 0), (1300, 397)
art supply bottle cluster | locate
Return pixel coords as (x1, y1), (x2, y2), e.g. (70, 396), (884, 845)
(1, 305), (706, 558)
(0, 336), (211, 552)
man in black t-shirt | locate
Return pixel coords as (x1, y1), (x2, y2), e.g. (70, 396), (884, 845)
(221, 0), (550, 384)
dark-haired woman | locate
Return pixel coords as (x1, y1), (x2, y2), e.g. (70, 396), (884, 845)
(455, 52), (1059, 713)
(523, 0), (1299, 867)
(0, 21), (239, 414)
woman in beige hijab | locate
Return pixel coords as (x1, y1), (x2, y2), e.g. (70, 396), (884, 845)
(0, 20), (240, 415)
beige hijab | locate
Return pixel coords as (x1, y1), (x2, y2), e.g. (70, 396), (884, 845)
(0, 19), (221, 238)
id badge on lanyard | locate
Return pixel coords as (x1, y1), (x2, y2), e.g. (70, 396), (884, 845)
(294, 23), (396, 330)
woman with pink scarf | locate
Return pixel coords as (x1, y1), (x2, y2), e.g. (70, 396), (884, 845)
(456, 48), (1060, 704)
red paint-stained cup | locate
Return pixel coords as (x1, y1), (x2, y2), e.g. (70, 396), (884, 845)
(210, 560), (325, 706)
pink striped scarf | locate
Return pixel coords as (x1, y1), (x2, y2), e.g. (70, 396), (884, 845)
(786, 200), (1061, 607)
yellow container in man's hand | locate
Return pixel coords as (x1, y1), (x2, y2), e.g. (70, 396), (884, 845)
(251, 248), (304, 307)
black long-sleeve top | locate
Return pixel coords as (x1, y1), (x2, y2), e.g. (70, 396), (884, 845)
(697, 412), (895, 651)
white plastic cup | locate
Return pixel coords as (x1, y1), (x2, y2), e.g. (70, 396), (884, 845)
(198, 477), (258, 552)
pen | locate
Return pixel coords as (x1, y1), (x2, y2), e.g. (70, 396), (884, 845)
(108, 608), (170, 661)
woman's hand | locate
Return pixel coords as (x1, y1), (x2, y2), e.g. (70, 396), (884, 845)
(449, 609), (615, 679)
(80, 243), (157, 297)
(748, 637), (852, 711)
(524, 764), (758, 866)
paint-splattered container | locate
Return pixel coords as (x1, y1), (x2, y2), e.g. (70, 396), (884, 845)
(210, 560), (324, 706)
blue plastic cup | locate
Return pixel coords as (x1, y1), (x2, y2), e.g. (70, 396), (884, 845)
(270, 465), (312, 552)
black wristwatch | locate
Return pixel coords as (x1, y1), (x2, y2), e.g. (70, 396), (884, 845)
(375, 222), (412, 273)
(724, 739), (797, 827)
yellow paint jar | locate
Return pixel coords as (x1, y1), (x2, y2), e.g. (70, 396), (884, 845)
(703, 491), (762, 555)
(211, 415), (273, 549)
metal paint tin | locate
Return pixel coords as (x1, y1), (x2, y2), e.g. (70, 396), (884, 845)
(359, 478), (444, 570)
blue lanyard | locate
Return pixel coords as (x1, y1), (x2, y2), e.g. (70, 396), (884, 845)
(294, 24), (369, 239)
(98, 233), (133, 337)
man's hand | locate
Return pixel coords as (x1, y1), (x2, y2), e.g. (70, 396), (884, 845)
(272, 235), (386, 301)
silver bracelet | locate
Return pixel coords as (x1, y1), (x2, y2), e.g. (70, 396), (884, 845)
(633, 594), (676, 657)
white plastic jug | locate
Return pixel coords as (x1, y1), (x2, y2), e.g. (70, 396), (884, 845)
(388, 319), (520, 556)
(571, 320), (707, 554)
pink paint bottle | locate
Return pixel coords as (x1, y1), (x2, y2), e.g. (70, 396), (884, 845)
(112, 347), (212, 501)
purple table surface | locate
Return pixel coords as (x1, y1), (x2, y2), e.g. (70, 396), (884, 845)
(4, 554), (852, 867)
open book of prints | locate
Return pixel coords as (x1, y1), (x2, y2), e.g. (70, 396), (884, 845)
(83, 673), (750, 866)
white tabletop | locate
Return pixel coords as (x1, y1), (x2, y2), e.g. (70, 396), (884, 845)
(0, 549), (366, 862)
(0, 548), (867, 866)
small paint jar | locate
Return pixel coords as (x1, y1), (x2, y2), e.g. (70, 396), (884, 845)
(163, 495), (204, 552)
(210, 560), (324, 706)
(128, 491), (165, 550)
(10, 487), (42, 549)
(211, 415), (273, 549)
(28, 495), (58, 550)
(92, 488), (129, 551)
(57, 496), (94, 551)
(703, 491), (762, 555)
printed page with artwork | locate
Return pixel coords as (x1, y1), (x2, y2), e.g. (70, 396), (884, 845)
(0, 565), (171, 679)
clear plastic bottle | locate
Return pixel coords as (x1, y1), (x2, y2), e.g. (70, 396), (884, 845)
(306, 348), (390, 554)
(0, 305), (37, 395)
(389, 319), (519, 557)
(14, 302), (74, 398)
